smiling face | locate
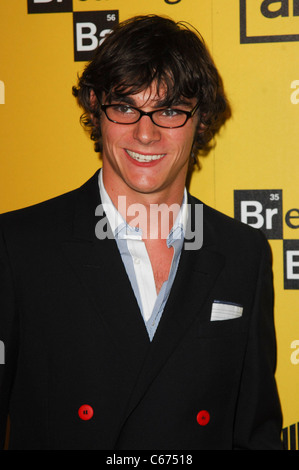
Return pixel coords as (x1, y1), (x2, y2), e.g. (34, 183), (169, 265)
(100, 85), (200, 206)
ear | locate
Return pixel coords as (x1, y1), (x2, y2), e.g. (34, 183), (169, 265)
(90, 89), (98, 108)
(89, 89), (100, 126)
(197, 112), (207, 134)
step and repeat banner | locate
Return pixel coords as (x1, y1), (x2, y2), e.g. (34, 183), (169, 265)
(0, 0), (298, 450)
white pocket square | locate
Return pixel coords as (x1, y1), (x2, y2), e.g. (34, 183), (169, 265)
(210, 300), (243, 321)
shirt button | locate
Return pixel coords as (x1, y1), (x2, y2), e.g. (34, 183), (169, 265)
(133, 257), (140, 264)
(196, 410), (210, 426)
(78, 404), (94, 421)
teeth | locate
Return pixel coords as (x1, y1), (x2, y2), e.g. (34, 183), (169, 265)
(126, 150), (165, 162)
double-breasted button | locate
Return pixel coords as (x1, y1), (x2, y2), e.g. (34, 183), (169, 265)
(78, 404), (94, 421)
(196, 410), (210, 426)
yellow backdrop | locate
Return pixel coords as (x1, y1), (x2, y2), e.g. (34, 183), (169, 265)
(0, 0), (298, 450)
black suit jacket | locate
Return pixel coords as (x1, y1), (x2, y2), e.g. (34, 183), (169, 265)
(0, 170), (282, 450)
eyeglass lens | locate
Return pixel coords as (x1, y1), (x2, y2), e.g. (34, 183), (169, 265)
(105, 105), (189, 128)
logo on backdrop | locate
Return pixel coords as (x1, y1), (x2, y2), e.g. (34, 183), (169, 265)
(76, 0), (182, 3)
(240, 0), (299, 43)
(27, 0), (182, 14)
(27, 1), (119, 61)
(27, 0), (73, 14)
(73, 10), (118, 61)
(234, 189), (283, 239)
(234, 190), (299, 289)
(284, 240), (299, 289)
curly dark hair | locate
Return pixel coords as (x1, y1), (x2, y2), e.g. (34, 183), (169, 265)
(72, 15), (229, 158)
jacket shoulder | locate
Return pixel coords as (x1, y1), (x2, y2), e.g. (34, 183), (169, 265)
(189, 194), (270, 255)
(0, 171), (99, 240)
(0, 187), (77, 235)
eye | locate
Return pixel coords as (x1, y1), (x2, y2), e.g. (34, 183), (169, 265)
(112, 104), (136, 115)
(159, 108), (184, 118)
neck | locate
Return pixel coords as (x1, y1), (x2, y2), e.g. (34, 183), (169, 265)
(101, 170), (186, 240)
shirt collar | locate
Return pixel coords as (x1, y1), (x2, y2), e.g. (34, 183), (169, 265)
(98, 169), (188, 245)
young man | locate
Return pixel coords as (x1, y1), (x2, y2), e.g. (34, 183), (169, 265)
(0, 15), (282, 449)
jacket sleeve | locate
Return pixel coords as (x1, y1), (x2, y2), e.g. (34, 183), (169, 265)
(0, 225), (19, 449)
(233, 233), (283, 449)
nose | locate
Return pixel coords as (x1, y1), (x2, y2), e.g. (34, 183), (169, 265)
(133, 115), (161, 145)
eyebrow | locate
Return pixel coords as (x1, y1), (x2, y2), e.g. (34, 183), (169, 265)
(107, 94), (194, 109)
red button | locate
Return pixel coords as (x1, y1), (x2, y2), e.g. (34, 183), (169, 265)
(78, 404), (94, 421)
(196, 410), (210, 426)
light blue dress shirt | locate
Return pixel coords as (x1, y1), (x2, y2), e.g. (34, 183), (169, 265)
(98, 170), (188, 341)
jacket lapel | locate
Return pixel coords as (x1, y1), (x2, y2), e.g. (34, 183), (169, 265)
(61, 171), (150, 376)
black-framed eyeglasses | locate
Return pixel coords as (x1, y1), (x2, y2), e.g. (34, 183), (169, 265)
(100, 101), (200, 129)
